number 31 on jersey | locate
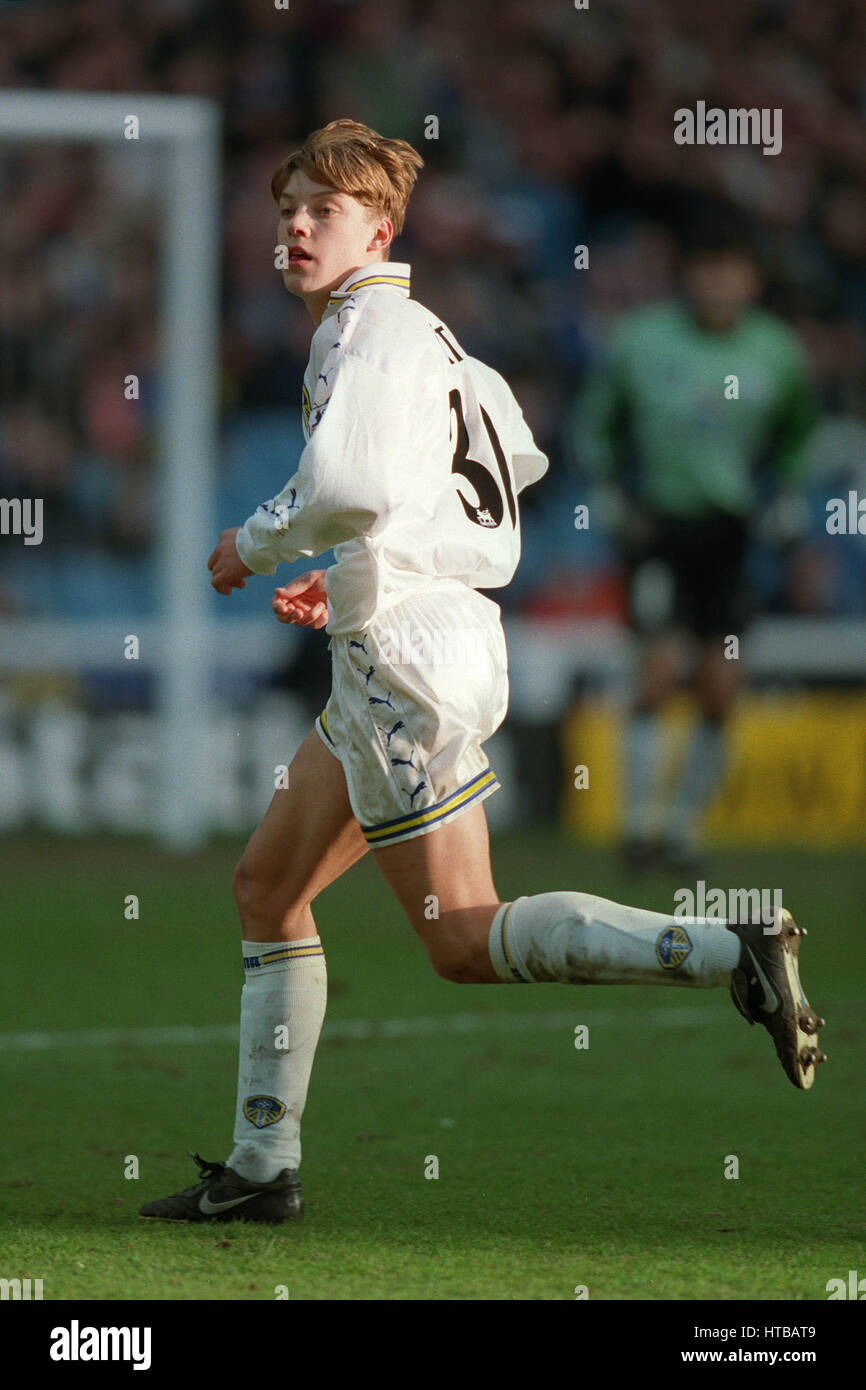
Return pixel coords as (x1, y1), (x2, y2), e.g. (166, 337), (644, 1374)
(434, 323), (518, 531)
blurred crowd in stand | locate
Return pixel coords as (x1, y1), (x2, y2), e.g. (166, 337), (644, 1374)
(1, 0), (864, 630)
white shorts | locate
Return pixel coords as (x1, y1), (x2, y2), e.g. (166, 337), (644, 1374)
(315, 581), (508, 848)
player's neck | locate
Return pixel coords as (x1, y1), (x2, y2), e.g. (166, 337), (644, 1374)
(301, 257), (390, 326)
(303, 290), (330, 327)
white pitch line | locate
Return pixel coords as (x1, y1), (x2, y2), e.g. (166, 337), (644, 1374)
(0, 1005), (710, 1053)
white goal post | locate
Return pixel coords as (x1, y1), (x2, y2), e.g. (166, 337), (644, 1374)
(0, 91), (221, 848)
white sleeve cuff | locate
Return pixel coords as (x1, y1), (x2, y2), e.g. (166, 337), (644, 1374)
(235, 523), (277, 577)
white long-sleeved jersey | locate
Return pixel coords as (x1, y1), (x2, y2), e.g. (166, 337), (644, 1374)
(235, 261), (549, 633)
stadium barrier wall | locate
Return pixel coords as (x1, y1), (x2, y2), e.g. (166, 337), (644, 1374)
(561, 691), (866, 848)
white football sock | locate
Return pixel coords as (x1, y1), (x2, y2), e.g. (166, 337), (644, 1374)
(226, 937), (327, 1183)
(488, 892), (740, 987)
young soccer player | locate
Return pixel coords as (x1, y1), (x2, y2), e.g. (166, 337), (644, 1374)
(140, 121), (825, 1226)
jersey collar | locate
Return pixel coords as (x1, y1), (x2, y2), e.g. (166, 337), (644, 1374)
(325, 261), (412, 312)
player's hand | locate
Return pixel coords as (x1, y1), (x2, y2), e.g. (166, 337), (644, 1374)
(271, 570), (329, 629)
(208, 527), (253, 595)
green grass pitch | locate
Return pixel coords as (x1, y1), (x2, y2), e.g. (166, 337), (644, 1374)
(0, 830), (862, 1301)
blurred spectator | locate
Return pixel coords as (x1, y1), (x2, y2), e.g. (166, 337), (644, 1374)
(566, 209), (817, 871)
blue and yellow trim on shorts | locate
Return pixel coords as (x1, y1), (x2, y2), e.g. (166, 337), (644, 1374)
(316, 706), (337, 748)
(315, 707), (499, 845)
(361, 767), (500, 847)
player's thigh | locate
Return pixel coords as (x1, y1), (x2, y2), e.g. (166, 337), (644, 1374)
(372, 802), (500, 973)
(234, 728), (368, 913)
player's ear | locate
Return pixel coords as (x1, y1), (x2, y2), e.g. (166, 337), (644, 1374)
(367, 213), (393, 257)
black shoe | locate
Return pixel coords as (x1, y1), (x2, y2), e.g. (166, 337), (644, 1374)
(139, 1152), (303, 1224)
(727, 909), (826, 1090)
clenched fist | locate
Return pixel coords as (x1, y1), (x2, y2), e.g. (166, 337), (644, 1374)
(208, 528), (253, 595)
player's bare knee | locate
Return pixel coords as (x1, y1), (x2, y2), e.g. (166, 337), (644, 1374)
(233, 858), (313, 939)
(233, 860), (281, 926)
